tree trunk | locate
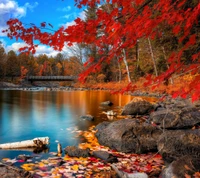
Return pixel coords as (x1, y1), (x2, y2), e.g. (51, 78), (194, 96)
(136, 40), (140, 69)
(148, 38), (158, 76)
(162, 46), (174, 84)
(0, 137), (49, 149)
(122, 49), (131, 82)
(117, 59), (122, 82)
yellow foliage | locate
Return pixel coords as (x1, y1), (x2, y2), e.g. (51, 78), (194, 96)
(71, 164), (79, 171)
(21, 163), (35, 171)
(56, 63), (62, 69)
(78, 126), (100, 150)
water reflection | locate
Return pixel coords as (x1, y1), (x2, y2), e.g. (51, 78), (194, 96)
(0, 90), (133, 159)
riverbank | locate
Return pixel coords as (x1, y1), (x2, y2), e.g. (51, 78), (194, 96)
(0, 81), (199, 177)
(0, 71), (198, 97)
(0, 81), (88, 92)
(0, 81), (166, 99)
(0, 125), (164, 178)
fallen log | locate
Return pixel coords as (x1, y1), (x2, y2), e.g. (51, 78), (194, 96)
(0, 137), (49, 149)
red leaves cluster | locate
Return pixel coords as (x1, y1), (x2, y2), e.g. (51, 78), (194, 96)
(3, 0), (200, 100)
(20, 66), (28, 79)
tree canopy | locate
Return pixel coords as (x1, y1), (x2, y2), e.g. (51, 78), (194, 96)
(3, 0), (200, 100)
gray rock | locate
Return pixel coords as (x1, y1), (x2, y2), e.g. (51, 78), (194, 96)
(95, 121), (110, 130)
(80, 114), (94, 121)
(93, 151), (118, 163)
(0, 164), (32, 178)
(162, 97), (197, 109)
(95, 119), (162, 153)
(161, 156), (200, 178)
(0, 82), (20, 88)
(100, 101), (113, 106)
(158, 130), (200, 162)
(111, 164), (148, 178)
(17, 154), (33, 161)
(125, 172), (148, 178)
(150, 107), (200, 129)
(121, 97), (154, 115)
(64, 146), (90, 157)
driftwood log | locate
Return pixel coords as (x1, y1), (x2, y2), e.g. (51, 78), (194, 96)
(0, 137), (49, 149)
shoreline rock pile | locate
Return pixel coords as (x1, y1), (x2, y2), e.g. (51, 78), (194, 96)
(95, 97), (200, 177)
(0, 95), (199, 177)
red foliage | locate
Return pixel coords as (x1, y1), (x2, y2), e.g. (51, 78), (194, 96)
(3, 0), (200, 100)
(20, 66), (28, 79)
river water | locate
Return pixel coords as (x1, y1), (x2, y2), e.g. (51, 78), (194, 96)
(0, 90), (134, 160)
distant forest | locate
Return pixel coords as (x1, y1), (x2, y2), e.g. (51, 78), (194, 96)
(1, 0), (199, 86)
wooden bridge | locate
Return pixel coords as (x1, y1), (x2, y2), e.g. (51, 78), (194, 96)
(26, 76), (77, 82)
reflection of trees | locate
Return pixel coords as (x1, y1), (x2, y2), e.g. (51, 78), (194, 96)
(0, 90), (136, 159)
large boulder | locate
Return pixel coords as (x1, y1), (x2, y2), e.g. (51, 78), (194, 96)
(157, 130), (200, 162)
(121, 97), (154, 115)
(150, 107), (200, 129)
(93, 151), (118, 163)
(80, 115), (94, 121)
(0, 164), (32, 178)
(161, 156), (200, 178)
(64, 146), (90, 158)
(162, 97), (198, 109)
(95, 119), (162, 153)
(95, 121), (110, 130)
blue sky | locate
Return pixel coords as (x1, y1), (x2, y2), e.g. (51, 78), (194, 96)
(0, 0), (85, 56)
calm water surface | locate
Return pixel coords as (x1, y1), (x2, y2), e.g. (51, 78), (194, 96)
(0, 90), (134, 160)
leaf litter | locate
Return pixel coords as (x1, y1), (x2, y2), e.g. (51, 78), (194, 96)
(1, 126), (165, 177)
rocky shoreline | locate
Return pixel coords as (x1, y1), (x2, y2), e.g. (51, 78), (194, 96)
(0, 81), (87, 91)
(95, 97), (200, 177)
(0, 82), (200, 177)
(0, 82), (163, 97)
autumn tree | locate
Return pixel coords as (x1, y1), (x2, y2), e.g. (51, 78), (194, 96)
(3, 0), (200, 100)
(0, 42), (7, 80)
(18, 53), (39, 76)
(64, 56), (84, 76)
(54, 53), (66, 75)
(6, 50), (20, 80)
(36, 54), (51, 76)
(47, 56), (58, 76)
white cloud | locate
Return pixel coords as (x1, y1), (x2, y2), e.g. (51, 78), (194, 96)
(6, 42), (27, 52)
(63, 21), (76, 28)
(0, 38), (6, 47)
(0, 0), (38, 37)
(0, 1), (16, 14)
(0, 27), (7, 37)
(24, 2), (38, 12)
(35, 45), (74, 57)
(35, 45), (60, 57)
(78, 11), (86, 21)
(63, 14), (74, 20)
(57, 6), (71, 12)
(61, 11), (86, 28)
(62, 11), (85, 20)
(4, 42), (73, 57)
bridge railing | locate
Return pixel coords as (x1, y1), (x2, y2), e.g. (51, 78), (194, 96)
(26, 76), (77, 81)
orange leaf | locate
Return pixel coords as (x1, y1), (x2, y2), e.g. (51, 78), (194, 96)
(185, 173), (191, 178)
